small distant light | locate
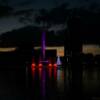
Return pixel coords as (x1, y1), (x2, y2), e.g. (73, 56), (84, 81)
(53, 63), (57, 67)
(32, 63), (36, 67)
(31, 63), (36, 71)
(38, 63), (43, 67)
(48, 63), (52, 67)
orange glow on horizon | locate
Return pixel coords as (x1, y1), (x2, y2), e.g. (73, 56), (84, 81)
(0, 47), (17, 52)
(34, 46), (64, 57)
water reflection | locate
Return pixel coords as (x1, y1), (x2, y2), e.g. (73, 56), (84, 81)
(30, 66), (64, 100)
(48, 68), (52, 79)
(57, 68), (64, 92)
(38, 68), (42, 79)
(40, 68), (46, 98)
(82, 67), (100, 96)
(1, 63), (100, 100)
(54, 67), (57, 80)
(31, 67), (35, 78)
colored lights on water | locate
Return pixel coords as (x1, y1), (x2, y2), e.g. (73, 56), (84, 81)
(31, 63), (36, 74)
(48, 63), (52, 68)
(48, 63), (57, 68)
(54, 69), (57, 80)
(31, 55), (62, 69)
(56, 56), (62, 66)
(53, 63), (57, 68)
(38, 63), (43, 68)
(39, 68), (42, 78)
(31, 63), (58, 68)
(48, 68), (52, 78)
(32, 63), (36, 67)
(31, 67), (35, 78)
(31, 64), (60, 70)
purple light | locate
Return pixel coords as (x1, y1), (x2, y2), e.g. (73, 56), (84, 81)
(42, 31), (46, 60)
(56, 56), (62, 66)
(40, 69), (46, 98)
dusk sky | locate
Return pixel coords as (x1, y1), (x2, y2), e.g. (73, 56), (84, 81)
(0, 0), (100, 34)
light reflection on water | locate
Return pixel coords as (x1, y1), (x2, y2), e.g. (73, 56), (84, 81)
(26, 63), (100, 100)
(64, 65), (100, 98)
(1, 64), (100, 99)
(48, 68), (52, 79)
(82, 67), (100, 95)
(57, 68), (64, 92)
(30, 65), (100, 98)
(40, 68), (46, 98)
(31, 66), (65, 99)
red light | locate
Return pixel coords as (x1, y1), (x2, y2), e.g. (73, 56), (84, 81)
(31, 63), (36, 73)
(54, 68), (57, 80)
(53, 63), (57, 67)
(32, 67), (35, 71)
(48, 63), (52, 68)
(39, 68), (42, 78)
(31, 64), (35, 78)
(32, 69), (35, 78)
(32, 63), (36, 67)
(48, 68), (52, 78)
(38, 63), (43, 67)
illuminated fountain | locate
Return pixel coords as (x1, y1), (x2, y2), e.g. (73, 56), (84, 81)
(32, 30), (57, 68)
(39, 31), (49, 65)
(41, 31), (46, 60)
(56, 56), (62, 66)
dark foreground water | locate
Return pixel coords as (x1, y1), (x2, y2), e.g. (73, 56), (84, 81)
(27, 66), (64, 100)
(0, 65), (64, 100)
(0, 64), (100, 100)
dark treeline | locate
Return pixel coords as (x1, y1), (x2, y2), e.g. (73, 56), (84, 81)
(0, 26), (65, 47)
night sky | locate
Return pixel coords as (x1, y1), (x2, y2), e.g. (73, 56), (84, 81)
(0, 0), (100, 34)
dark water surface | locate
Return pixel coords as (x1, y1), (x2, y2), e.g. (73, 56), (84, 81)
(0, 64), (100, 100)
(27, 66), (64, 100)
(0, 65), (64, 100)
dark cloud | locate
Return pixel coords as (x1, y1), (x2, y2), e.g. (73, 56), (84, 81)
(0, 0), (100, 34)
(0, 5), (13, 17)
(13, 9), (34, 16)
(14, 0), (36, 7)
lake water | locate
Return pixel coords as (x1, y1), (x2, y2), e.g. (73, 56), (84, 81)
(0, 64), (100, 100)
